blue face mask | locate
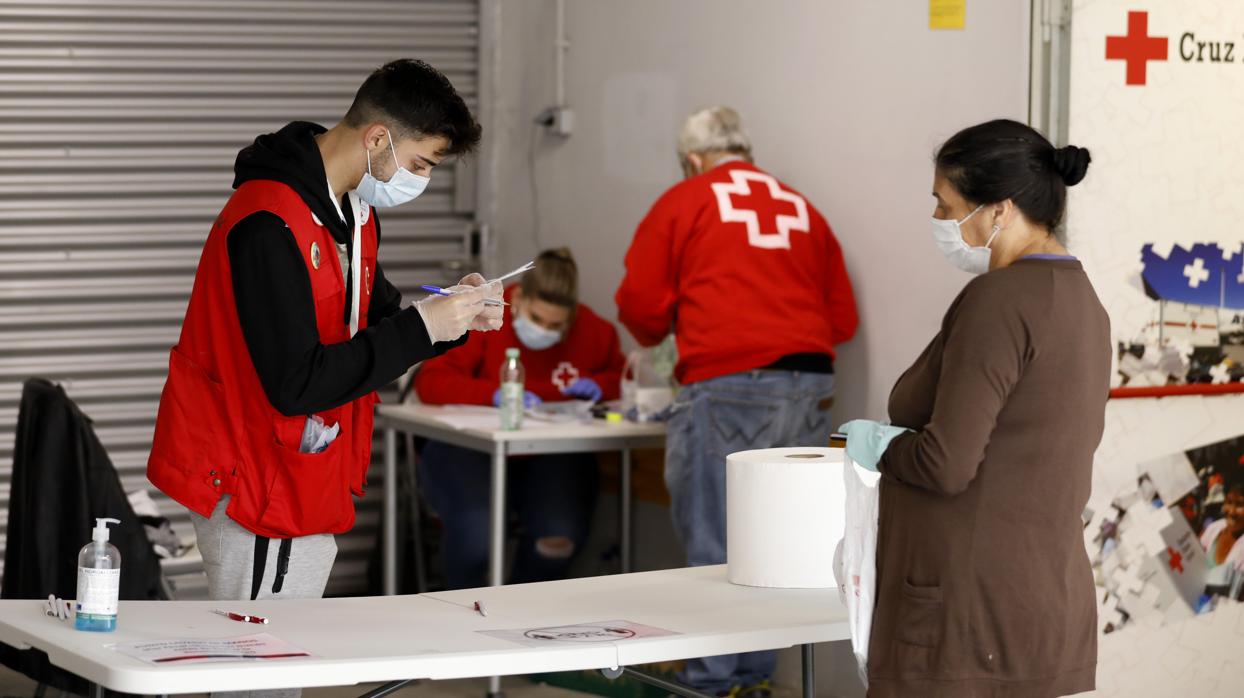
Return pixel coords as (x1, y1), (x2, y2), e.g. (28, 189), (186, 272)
(356, 129), (429, 208)
(513, 313), (562, 351)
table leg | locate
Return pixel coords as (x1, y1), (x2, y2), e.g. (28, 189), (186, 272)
(620, 448), (633, 573)
(489, 445), (507, 586)
(802, 643), (815, 698)
(357, 678), (418, 698)
(89, 683), (103, 698)
(383, 427), (398, 596)
(488, 445), (508, 698)
(600, 667), (714, 698)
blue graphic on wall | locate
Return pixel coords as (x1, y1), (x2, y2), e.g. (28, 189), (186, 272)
(1140, 243), (1244, 310)
(1119, 243), (1244, 389)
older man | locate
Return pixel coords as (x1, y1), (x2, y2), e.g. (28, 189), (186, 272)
(616, 107), (858, 697)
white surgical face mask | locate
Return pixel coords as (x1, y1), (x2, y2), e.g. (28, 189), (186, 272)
(356, 129), (430, 208)
(930, 204), (1002, 275)
(513, 313), (562, 351)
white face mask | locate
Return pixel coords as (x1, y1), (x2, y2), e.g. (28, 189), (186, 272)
(356, 129), (430, 208)
(513, 313), (562, 351)
(930, 204), (1002, 275)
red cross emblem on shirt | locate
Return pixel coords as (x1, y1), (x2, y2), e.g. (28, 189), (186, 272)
(552, 361), (580, 392)
(711, 170), (810, 250)
(1106, 11), (1168, 86)
(1166, 546), (1184, 574)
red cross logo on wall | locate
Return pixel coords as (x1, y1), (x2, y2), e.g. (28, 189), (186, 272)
(1106, 11), (1168, 86)
(710, 170), (810, 250)
(551, 361), (580, 392)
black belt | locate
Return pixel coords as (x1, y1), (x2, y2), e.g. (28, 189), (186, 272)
(762, 353), (834, 374)
(250, 536), (293, 600)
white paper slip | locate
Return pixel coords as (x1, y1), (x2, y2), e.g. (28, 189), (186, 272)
(480, 620), (677, 648)
(109, 633), (311, 665)
(489, 260), (535, 285)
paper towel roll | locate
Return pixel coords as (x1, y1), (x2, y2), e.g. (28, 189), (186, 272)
(727, 446), (846, 589)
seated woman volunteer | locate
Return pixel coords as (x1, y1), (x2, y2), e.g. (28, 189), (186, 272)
(415, 248), (625, 588)
(841, 120), (1110, 697)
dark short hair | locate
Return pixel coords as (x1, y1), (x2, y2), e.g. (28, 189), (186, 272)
(935, 119), (1091, 231)
(343, 59), (481, 156)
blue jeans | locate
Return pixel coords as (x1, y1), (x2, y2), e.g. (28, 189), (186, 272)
(418, 441), (598, 590)
(666, 370), (836, 694)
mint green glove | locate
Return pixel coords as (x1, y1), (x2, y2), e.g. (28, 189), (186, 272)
(839, 420), (912, 472)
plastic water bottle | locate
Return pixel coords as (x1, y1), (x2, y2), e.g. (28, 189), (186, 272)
(500, 347), (525, 430)
(75, 518), (121, 632)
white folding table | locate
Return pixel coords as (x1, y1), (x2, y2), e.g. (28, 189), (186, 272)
(375, 403), (667, 593)
(0, 566), (849, 698)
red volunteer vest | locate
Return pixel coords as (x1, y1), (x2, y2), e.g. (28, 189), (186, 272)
(147, 180), (379, 538)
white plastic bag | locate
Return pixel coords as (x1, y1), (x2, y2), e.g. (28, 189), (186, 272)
(836, 453), (881, 686)
(620, 336), (676, 421)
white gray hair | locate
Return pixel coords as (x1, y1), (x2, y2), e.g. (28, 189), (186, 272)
(677, 106), (752, 157)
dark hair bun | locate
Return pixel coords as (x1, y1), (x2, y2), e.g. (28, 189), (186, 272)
(1052, 145), (1091, 186)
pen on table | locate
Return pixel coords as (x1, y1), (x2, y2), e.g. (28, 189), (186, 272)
(420, 285), (508, 307)
(212, 608), (269, 625)
(473, 601), (488, 618)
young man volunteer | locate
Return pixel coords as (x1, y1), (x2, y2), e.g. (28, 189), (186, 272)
(148, 59), (501, 610)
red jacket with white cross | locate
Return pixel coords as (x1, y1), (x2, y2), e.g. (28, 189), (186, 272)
(616, 160), (858, 385)
(415, 286), (626, 406)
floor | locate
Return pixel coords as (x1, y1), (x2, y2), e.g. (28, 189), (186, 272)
(0, 666), (596, 698)
(0, 664), (808, 697)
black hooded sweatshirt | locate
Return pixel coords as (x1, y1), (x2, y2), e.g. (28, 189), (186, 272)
(227, 121), (462, 417)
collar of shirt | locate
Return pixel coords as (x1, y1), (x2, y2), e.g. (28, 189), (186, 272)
(1020, 253), (1078, 262)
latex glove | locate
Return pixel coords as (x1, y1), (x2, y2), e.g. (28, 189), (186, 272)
(413, 282), (490, 343)
(492, 388), (543, 409)
(456, 273), (504, 332)
(839, 420), (912, 472)
(562, 377), (603, 402)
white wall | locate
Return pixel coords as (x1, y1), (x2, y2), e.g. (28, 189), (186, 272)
(484, 0), (1031, 424)
(482, 1), (1031, 694)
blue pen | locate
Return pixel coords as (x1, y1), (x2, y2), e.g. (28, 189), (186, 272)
(421, 285), (507, 307)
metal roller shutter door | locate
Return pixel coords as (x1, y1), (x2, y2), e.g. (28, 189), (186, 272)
(0, 0), (483, 597)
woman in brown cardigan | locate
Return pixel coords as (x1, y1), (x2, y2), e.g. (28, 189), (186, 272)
(841, 119), (1110, 697)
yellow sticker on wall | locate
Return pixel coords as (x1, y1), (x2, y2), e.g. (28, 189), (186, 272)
(930, 0), (966, 30)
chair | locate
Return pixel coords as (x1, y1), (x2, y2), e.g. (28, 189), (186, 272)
(1, 379), (169, 694)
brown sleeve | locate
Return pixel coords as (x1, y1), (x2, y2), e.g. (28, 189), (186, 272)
(879, 278), (1034, 495)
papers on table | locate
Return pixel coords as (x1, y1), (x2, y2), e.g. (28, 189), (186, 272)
(430, 402), (595, 430)
(480, 620), (677, 648)
(526, 400), (594, 424)
(430, 405), (506, 431)
(110, 633), (311, 665)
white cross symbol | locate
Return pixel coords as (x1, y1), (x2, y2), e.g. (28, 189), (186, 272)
(551, 362), (580, 392)
(710, 170), (810, 250)
(1184, 258), (1210, 288)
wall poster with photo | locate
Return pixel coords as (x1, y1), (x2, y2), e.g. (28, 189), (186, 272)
(1089, 432), (1244, 636)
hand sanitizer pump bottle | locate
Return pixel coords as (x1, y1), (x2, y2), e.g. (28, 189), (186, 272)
(75, 518), (121, 632)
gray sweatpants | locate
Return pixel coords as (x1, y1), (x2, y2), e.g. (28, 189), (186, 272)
(190, 496), (338, 698)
